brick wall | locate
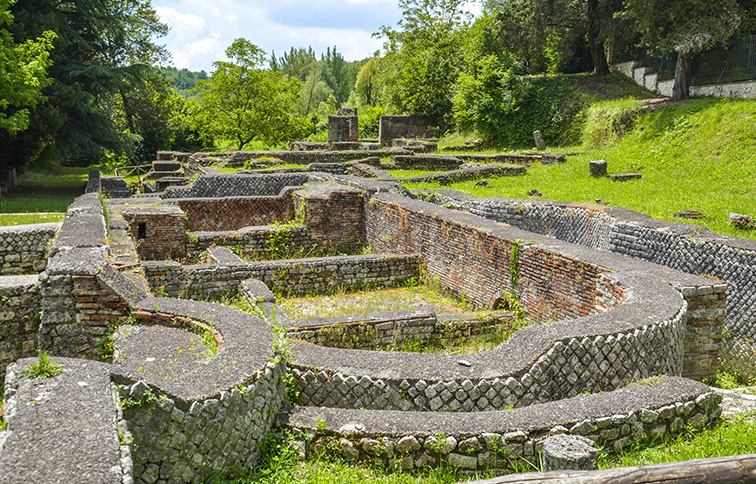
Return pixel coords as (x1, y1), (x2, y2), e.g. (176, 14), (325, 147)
(175, 195), (294, 232)
(293, 182), (364, 251)
(364, 195), (623, 319)
(122, 206), (187, 261)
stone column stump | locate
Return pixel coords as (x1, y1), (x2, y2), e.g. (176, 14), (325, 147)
(542, 434), (598, 471)
(533, 130), (546, 151)
(590, 160), (608, 177)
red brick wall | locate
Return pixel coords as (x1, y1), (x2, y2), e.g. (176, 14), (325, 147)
(365, 196), (626, 322)
(177, 197), (294, 232)
(123, 208), (187, 261)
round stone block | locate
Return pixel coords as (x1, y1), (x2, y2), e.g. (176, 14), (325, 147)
(541, 434), (598, 471)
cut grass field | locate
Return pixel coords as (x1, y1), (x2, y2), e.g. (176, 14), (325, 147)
(0, 166), (88, 225)
(407, 97), (756, 240)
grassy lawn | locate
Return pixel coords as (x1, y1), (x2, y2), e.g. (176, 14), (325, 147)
(0, 166), (88, 225)
(406, 98), (756, 240)
(599, 411), (756, 469)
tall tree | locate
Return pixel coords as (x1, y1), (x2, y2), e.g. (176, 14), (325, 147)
(622, 0), (745, 99)
(0, 0), (55, 138)
(377, 0), (471, 129)
(0, 0), (169, 168)
(192, 38), (310, 151)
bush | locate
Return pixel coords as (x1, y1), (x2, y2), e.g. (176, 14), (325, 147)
(453, 58), (582, 147)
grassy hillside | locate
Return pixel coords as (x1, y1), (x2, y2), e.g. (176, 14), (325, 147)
(418, 97), (756, 240)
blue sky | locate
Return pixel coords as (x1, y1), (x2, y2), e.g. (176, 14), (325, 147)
(152, 0), (481, 72)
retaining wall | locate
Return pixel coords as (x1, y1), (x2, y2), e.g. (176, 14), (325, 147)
(432, 191), (741, 380)
(283, 377), (721, 473)
(0, 275), (41, 379)
(287, 307), (514, 350)
(0, 223), (58, 275)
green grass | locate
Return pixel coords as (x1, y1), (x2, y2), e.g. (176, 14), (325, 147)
(386, 169), (447, 178)
(0, 213), (64, 226)
(410, 98), (756, 240)
(599, 411), (756, 469)
(0, 166), (88, 221)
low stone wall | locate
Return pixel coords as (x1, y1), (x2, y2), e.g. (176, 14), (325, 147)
(283, 377), (721, 473)
(142, 254), (422, 299)
(287, 307), (514, 350)
(386, 165), (526, 185)
(433, 191), (740, 380)
(189, 150), (412, 169)
(187, 225), (318, 261)
(0, 275), (41, 379)
(0, 222), (58, 275)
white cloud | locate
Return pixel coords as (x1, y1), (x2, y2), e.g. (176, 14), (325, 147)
(154, 6), (206, 40)
(152, 0), (481, 71)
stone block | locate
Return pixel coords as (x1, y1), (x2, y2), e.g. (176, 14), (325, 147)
(541, 434), (598, 471)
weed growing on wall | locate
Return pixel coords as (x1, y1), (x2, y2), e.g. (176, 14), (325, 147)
(200, 330), (218, 359)
(20, 352), (63, 380)
(120, 386), (161, 411)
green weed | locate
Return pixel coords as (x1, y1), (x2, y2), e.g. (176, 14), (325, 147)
(20, 352), (63, 380)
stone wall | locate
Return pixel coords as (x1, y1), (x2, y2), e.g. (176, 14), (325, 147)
(161, 173), (316, 199)
(433, 192), (736, 380)
(186, 225), (318, 261)
(328, 115), (358, 143)
(379, 115), (429, 144)
(175, 195), (295, 232)
(284, 377), (721, 473)
(0, 275), (41, 379)
(287, 307), (513, 350)
(0, 223), (58, 275)
(142, 254), (422, 299)
(286, 193), (723, 412)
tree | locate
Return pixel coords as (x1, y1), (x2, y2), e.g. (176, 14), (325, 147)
(0, 0), (55, 137)
(1, 0), (171, 168)
(622, 0), (745, 99)
(355, 58), (378, 106)
(377, 0), (471, 129)
(192, 38), (310, 151)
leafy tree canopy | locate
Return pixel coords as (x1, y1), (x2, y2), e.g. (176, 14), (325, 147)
(0, 0), (55, 137)
(192, 38), (310, 151)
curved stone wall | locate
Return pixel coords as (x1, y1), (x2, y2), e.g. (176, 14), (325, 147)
(433, 191), (746, 379)
(287, 193), (723, 411)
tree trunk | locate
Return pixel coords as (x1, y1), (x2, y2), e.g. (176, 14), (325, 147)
(672, 52), (692, 100)
(587, 0), (610, 76)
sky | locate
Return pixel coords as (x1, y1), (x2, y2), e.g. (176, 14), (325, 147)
(152, 0), (481, 72)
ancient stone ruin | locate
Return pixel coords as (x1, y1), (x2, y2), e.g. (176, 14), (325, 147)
(3, 145), (756, 483)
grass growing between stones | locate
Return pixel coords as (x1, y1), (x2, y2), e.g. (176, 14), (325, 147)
(385, 169), (449, 178)
(598, 411), (756, 469)
(203, 430), (526, 484)
(410, 98), (756, 240)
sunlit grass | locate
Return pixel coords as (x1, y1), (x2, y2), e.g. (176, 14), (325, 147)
(0, 213), (64, 226)
(408, 98), (756, 240)
(599, 411), (756, 469)
(0, 166), (88, 217)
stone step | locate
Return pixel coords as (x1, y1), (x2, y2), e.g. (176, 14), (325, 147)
(142, 170), (182, 180)
(152, 161), (181, 171)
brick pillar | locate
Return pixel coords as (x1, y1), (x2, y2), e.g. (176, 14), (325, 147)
(679, 284), (727, 382)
